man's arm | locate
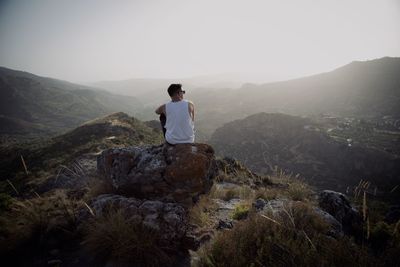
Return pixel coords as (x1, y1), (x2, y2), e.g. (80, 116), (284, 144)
(155, 104), (166, 115)
(188, 101), (194, 121)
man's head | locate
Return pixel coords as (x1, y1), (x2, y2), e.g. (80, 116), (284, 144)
(167, 83), (185, 97)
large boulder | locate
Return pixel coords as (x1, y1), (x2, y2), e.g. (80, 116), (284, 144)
(318, 190), (362, 238)
(97, 143), (216, 205)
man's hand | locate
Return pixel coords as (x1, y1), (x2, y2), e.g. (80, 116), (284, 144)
(155, 104), (166, 115)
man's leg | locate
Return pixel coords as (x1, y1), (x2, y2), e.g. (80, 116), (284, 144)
(159, 114), (167, 137)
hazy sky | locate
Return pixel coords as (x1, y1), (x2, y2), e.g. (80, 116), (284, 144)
(0, 0), (399, 83)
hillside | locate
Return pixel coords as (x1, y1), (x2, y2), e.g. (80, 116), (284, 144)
(0, 67), (144, 140)
(0, 112), (163, 193)
(209, 113), (400, 198)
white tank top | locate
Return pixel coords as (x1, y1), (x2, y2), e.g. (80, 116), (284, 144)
(165, 100), (195, 144)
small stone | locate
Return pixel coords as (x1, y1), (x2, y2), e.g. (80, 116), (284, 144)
(253, 198), (267, 210)
(217, 219), (233, 230)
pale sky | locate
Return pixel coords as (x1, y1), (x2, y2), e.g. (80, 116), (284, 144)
(0, 0), (399, 83)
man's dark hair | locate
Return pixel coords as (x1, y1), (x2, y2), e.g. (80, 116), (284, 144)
(167, 84), (182, 97)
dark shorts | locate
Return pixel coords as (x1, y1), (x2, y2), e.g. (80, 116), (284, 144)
(159, 114), (167, 137)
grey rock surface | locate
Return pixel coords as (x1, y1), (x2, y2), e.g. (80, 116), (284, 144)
(318, 190), (362, 238)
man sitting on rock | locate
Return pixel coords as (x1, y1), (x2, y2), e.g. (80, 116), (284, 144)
(155, 83), (195, 145)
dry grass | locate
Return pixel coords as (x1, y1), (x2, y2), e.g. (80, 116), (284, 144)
(287, 180), (314, 201)
(209, 185), (238, 201)
(253, 175), (313, 204)
(214, 157), (265, 185)
(0, 190), (83, 264)
(209, 184), (254, 202)
(254, 187), (280, 201)
(82, 207), (172, 267)
(196, 202), (376, 267)
(189, 195), (217, 227)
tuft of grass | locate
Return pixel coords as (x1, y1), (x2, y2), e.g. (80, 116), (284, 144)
(287, 180), (313, 201)
(231, 204), (250, 220)
(223, 188), (238, 201)
(82, 207), (172, 267)
(189, 195), (217, 227)
(209, 185), (239, 201)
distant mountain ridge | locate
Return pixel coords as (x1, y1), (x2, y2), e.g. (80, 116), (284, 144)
(0, 66), (143, 139)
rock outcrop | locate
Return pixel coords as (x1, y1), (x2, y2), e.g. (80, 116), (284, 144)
(97, 143), (216, 205)
(318, 190), (362, 238)
(78, 143), (217, 254)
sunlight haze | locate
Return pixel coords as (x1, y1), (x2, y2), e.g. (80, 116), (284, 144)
(0, 0), (399, 83)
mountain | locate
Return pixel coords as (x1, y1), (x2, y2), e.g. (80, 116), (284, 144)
(191, 57), (400, 138)
(209, 113), (400, 196)
(237, 57), (400, 118)
(0, 67), (144, 140)
(90, 73), (245, 98)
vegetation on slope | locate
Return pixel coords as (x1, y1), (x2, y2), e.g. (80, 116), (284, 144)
(0, 112), (163, 196)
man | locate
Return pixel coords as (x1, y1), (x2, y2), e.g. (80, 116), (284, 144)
(155, 84), (195, 145)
